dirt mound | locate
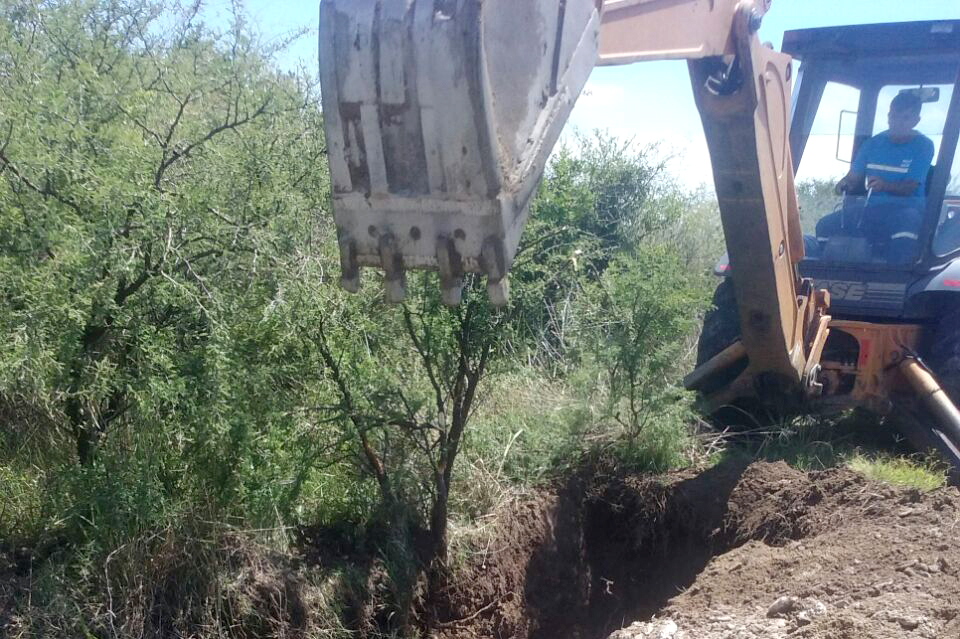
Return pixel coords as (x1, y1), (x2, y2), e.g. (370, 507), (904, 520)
(617, 465), (960, 639)
(432, 460), (960, 639)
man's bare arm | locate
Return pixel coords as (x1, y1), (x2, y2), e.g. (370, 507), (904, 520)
(835, 171), (865, 194)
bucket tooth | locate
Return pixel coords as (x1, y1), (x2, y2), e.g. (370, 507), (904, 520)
(379, 234), (407, 303)
(487, 277), (510, 307)
(384, 279), (406, 304)
(339, 236), (361, 293)
(437, 237), (464, 306)
(481, 237), (509, 307)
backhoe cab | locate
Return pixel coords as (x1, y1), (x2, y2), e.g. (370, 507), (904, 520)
(787, 20), (960, 280)
(791, 21), (960, 467)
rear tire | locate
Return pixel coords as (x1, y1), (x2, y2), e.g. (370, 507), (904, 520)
(696, 279), (741, 367)
(695, 279), (761, 429)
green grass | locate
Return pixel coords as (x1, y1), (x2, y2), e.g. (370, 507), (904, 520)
(0, 462), (44, 541)
(716, 412), (949, 492)
(721, 415), (860, 471)
(847, 454), (947, 491)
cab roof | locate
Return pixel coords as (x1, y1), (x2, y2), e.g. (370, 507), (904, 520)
(782, 21), (960, 87)
(783, 21), (960, 60)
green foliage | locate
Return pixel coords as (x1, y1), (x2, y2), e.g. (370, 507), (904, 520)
(585, 247), (710, 436)
(0, 461), (43, 541)
(0, 0), (338, 543)
(451, 140), (716, 494)
(649, 184), (725, 273)
(0, 2), (373, 633)
(530, 133), (669, 251)
(513, 132), (718, 372)
(796, 178), (839, 234)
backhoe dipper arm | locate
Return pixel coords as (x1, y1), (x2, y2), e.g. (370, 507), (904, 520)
(318, 0), (829, 395)
(600, 0), (828, 394)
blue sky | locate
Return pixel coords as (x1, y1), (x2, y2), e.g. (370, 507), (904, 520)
(568, 1), (960, 185)
(217, 1), (960, 186)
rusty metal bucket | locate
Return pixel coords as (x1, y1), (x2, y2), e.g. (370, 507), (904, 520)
(319, 0), (602, 305)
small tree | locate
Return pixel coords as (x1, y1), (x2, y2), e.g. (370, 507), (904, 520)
(312, 275), (507, 562)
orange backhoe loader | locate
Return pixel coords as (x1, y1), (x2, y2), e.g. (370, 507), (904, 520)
(317, 0), (960, 475)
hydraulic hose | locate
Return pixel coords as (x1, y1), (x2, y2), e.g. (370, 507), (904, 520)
(899, 358), (960, 451)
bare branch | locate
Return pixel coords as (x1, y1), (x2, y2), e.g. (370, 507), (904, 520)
(154, 95), (271, 189)
(0, 121), (13, 161)
(0, 147), (84, 217)
(403, 305), (447, 419)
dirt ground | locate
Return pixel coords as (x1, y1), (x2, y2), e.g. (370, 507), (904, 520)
(5, 459), (958, 638)
(431, 459), (960, 639)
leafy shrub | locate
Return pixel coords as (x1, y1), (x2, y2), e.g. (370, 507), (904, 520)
(585, 247), (710, 437)
(0, 0), (340, 541)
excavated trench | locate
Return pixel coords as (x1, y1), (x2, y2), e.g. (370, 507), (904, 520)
(4, 458), (955, 637)
(526, 463), (753, 639)
(431, 458), (856, 639)
(301, 455), (959, 639)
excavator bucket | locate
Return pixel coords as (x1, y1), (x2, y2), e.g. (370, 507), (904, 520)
(318, 0), (602, 305)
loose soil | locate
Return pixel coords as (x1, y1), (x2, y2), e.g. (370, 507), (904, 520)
(430, 459), (960, 639)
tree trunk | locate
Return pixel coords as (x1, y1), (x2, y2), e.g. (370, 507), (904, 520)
(66, 321), (114, 465)
(425, 472), (451, 634)
(69, 398), (96, 466)
(429, 472), (450, 564)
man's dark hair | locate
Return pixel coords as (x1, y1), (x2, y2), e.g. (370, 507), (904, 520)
(891, 91), (923, 115)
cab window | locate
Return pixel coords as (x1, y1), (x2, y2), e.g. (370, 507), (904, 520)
(934, 150), (960, 257)
(796, 83), (952, 264)
(795, 82), (860, 235)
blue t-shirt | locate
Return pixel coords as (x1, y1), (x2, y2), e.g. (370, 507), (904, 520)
(851, 131), (935, 205)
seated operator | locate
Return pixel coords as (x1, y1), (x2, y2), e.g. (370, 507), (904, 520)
(815, 91), (934, 263)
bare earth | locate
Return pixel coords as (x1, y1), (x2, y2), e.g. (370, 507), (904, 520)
(609, 464), (960, 639)
(433, 460), (960, 639)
